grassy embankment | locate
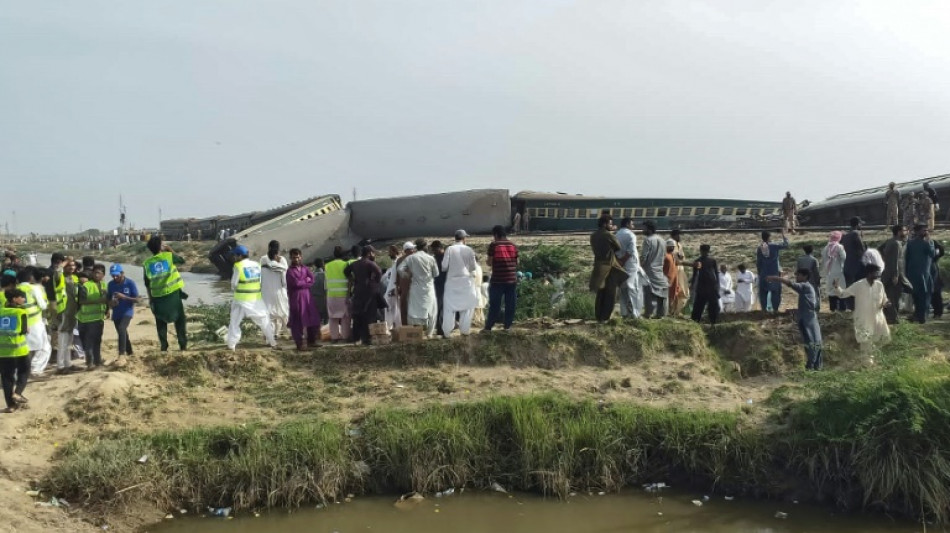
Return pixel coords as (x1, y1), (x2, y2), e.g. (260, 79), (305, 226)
(42, 313), (950, 524)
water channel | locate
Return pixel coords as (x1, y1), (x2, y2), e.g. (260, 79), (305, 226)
(35, 254), (231, 305)
(147, 491), (921, 533)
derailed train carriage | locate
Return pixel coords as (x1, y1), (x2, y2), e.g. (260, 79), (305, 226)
(798, 173), (950, 227)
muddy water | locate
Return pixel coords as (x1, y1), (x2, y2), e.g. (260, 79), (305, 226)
(147, 491), (918, 533)
(36, 254), (230, 305)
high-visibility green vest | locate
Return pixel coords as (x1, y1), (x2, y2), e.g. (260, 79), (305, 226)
(16, 283), (42, 328)
(77, 280), (107, 324)
(325, 259), (349, 299)
(54, 271), (67, 313)
(233, 259), (262, 302)
(0, 307), (28, 358)
(143, 252), (184, 298)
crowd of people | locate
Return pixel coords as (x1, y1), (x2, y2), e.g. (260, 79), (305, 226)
(588, 211), (943, 370)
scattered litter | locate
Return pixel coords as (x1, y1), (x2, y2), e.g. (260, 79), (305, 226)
(164, 514), (174, 520)
(254, 512), (260, 517)
(792, 500), (799, 504)
(434, 509), (440, 513)
(35, 497), (69, 508)
(395, 384), (405, 389)
(490, 481), (507, 493)
(643, 482), (669, 493)
(724, 496), (735, 501)
(774, 511), (788, 519)
(691, 500), (703, 507)
(394, 492), (425, 510)
(745, 399), (754, 405)
(702, 495), (710, 502)
(25, 490), (40, 497)
(597, 492), (605, 496)
(315, 504), (325, 510)
(347, 428), (363, 437)
(347, 493), (354, 498)
(569, 492), (577, 497)
(101, 526), (110, 531)
(657, 512), (663, 516)
(344, 497), (352, 503)
(137, 455), (148, 464)
(435, 487), (455, 498)
(208, 507), (232, 517)
(179, 509), (187, 514)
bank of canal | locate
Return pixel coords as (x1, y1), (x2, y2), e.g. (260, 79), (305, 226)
(146, 491), (916, 533)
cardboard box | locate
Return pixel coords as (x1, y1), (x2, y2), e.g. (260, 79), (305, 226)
(394, 326), (424, 343)
(371, 333), (391, 346)
(368, 322), (390, 336)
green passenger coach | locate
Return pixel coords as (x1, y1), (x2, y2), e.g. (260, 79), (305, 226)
(511, 192), (782, 231)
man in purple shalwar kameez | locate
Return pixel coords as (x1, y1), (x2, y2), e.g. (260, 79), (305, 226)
(286, 249), (321, 350)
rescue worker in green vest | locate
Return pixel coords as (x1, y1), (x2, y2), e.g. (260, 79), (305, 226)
(0, 271), (18, 309)
(77, 264), (108, 369)
(325, 246), (351, 342)
(0, 289), (30, 413)
(16, 267), (50, 376)
(55, 259), (80, 373)
(44, 252), (66, 339)
(142, 236), (188, 352)
(227, 245), (278, 350)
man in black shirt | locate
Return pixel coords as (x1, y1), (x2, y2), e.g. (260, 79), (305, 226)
(690, 244), (720, 325)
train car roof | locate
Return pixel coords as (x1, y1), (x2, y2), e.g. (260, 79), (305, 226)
(801, 173), (950, 212)
(512, 191), (780, 205)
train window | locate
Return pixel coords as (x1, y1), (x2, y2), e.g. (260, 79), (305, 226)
(537, 209), (547, 218)
(735, 208), (747, 216)
(644, 208), (656, 217)
(694, 208), (706, 215)
(527, 208), (538, 218)
(680, 208), (692, 216)
(590, 210), (600, 218)
(668, 208), (680, 216)
(610, 208), (621, 218)
(564, 208), (574, 218)
(708, 208), (721, 215)
(633, 208), (644, 217)
(657, 208), (668, 217)
(722, 208), (735, 216)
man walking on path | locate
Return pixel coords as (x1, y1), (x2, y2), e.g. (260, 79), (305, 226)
(441, 230), (479, 337)
(769, 269), (823, 370)
(756, 229), (789, 312)
(484, 225), (519, 331)
(143, 237), (188, 352)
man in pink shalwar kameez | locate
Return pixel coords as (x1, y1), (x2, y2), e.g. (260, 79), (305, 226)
(286, 249), (321, 350)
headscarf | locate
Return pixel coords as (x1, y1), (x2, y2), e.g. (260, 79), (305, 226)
(862, 248), (884, 272)
(824, 231), (842, 263)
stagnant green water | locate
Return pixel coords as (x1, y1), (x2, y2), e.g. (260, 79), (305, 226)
(146, 491), (921, 533)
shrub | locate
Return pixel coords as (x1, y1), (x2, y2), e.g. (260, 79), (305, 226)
(519, 244), (575, 277)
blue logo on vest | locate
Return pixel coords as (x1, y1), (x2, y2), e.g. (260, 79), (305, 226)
(148, 260), (170, 277)
(0, 316), (15, 333)
(243, 266), (261, 280)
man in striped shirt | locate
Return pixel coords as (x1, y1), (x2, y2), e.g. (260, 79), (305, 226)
(483, 225), (519, 331)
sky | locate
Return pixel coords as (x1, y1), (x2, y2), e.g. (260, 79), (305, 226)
(2, 1), (949, 234)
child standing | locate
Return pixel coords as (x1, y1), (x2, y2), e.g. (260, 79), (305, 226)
(769, 269), (823, 370)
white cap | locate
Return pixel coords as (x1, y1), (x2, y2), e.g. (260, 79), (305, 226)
(665, 239), (676, 247)
(403, 241), (416, 251)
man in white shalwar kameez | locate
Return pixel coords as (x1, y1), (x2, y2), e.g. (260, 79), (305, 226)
(440, 230), (479, 337)
(832, 263), (890, 363)
(228, 246), (278, 350)
(398, 240), (440, 337)
(718, 265), (735, 313)
(27, 278), (52, 374)
(615, 218), (642, 318)
(382, 246), (402, 331)
(260, 241), (289, 338)
(734, 264), (755, 312)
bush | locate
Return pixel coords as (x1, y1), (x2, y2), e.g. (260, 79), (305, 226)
(514, 280), (557, 320)
(557, 290), (596, 320)
(519, 244), (575, 277)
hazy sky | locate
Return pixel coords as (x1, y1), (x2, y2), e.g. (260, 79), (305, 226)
(2, 1), (949, 234)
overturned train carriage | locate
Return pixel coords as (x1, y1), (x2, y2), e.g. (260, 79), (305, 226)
(798, 173), (950, 227)
(209, 195), (354, 277)
(348, 189), (511, 241)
